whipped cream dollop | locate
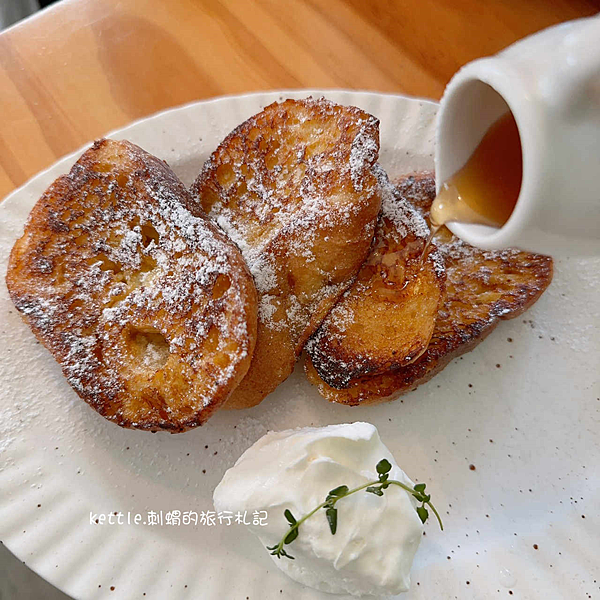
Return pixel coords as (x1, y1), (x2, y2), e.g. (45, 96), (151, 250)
(213, 422), (423, 596)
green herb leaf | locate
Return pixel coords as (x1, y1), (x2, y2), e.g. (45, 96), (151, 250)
(265, 458), (443, 561)
(376, 459), (392, 475)
(328, 485), (349, 497)
(284, 528), (298, 544)
(416, 506), (429, 524)
(284, 509), (297, 525)
(326, 507), (338, 534)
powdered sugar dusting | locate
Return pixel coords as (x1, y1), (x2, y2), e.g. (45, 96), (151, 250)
(7, 139), (255, 430)
(305, 166), (447, 387)
(193, 97), (380, 335)
(350, 118), (379, 191)
(257, 295), (281, 329)
(374, 164), (430, 240)
(379, 166), (446, 280)
(214, 212), (277, 295)
(188, 97), (381, 406)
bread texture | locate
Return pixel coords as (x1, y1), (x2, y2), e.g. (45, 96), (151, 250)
(305, 165), (446, 388)
(6, 139), (258, 431)
(191, 98), (381, 408)
(305, 172), (553, 406)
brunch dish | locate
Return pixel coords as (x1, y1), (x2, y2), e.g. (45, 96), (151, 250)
(0, 91), (598, 599)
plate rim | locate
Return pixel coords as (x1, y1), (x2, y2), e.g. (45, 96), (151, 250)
(1, 89), (439, 208)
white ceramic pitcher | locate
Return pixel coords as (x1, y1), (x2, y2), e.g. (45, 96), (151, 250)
(435, 15), (600, 255)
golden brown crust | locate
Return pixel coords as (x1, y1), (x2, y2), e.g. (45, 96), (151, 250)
(191, 98), (381, 408)
(305, 166), (446, 388)
(305, 172), (553, 406)
(6, 139), (257, 431)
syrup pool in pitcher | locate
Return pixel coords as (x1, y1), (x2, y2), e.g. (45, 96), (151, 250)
(423, 111), (523, 258)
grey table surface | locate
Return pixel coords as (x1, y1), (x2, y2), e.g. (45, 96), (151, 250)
(0, 543), (70, 600)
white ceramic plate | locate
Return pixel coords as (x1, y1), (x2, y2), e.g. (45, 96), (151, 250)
(0, 91), (598, 600)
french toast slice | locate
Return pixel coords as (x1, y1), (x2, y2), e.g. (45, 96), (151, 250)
(305, 165), (446, 388)
(6, 139), (258, 431)
(191, 98), (381, 408)
(305, 172), (553, 406)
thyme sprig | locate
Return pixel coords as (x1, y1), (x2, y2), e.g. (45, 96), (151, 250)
(267, 459), (443, 559)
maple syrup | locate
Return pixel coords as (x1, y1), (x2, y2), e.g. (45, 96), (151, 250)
(422, 112), (522, 259)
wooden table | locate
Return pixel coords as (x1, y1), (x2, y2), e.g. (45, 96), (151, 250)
(0, 0), (597, 200)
